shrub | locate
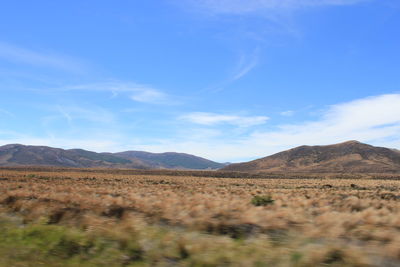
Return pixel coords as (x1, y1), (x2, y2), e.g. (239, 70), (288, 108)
(251, 195), (274, 206)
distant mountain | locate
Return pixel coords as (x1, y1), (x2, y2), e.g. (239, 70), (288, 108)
(222, 141), (400, 173)
(0, 144), (224, 170)
(0, 144), (144, 169)
(114, 151), (225, 170)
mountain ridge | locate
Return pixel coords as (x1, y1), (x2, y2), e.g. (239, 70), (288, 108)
(114, 151), (224, 170)
(0, 144), (225, 170)
(222, 141), (400, 173)
(3, 141), (400, 173)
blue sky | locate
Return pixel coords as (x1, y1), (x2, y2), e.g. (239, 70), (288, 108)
(1, 0), (400, 162)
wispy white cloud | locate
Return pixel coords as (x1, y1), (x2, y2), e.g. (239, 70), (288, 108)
(130, 88), (168, 104)
(139, 94), (400, 162)
(55, 105), (115, 124)
(280, 110), (294, 116)
(232, 48), (260, 81)
(56, 106), (73, 124)
(177, 0), (369, 39)
(40, 105), (116, 133)
(188, 0), (369, 15)
(0, 41), (86, 72)
(204, 48), (260, 92)
(180, 112), (269, 127)
(248, 94), (400, 157)
(59, 82), (174, 105)
(250, 94), (400, 147)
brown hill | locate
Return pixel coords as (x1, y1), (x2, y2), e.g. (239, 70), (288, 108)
(0, 144), (147, 169)
(0, 144), (225, 170)
(222, 141), (400, 173)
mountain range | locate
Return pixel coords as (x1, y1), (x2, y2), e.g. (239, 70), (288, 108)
(222, 141), (400, 173)
(2, 141), (400, 173)
(0, 144), (225, 170)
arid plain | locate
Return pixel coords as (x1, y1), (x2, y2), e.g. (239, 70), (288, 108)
(1, 167), (400, 266)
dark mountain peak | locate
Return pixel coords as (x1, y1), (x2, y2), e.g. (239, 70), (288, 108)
(1, 143), (25, 150)
(289, 140), (362, 151)
(337, 140), (361, 145)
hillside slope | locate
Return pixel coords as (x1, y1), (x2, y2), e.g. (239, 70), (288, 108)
(0, 144), (224, 170)
(0, 144), (147, 168)
(114, 151), (225, 170)
(222, 141), (400, 173)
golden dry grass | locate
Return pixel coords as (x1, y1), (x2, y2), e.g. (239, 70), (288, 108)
(1, 168), (400, 266)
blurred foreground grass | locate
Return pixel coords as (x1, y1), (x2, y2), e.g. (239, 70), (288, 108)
(0, 214), (371, 267)
(1, 168), (400, 266)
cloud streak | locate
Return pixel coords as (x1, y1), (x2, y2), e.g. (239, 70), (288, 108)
(280, 110), (294, 116)
(189, 0), (369, 15)
(232, 48), (260, 81)
(59, 82), (173, 105)
(204, 48), (260, 93)
(181, 112), (269, 127)
(0, 41), (86, 72)
(55, 105), (115, 124)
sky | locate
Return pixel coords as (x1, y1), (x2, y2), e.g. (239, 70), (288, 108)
(1, 0), (400, 162)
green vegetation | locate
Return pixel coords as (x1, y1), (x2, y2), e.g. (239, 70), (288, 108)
(70, 149), (132, 164)
(0, 214), (368, 267)
(0, 217), (135, 267)
(251, 195), (274, 206)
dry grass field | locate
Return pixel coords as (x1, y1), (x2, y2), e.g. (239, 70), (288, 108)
(1, 168), (400, 266)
